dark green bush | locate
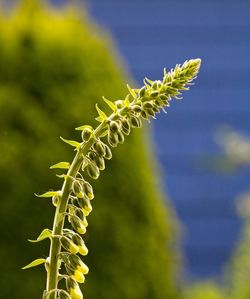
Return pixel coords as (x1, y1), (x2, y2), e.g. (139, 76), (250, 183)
(0, 1), (180, 298)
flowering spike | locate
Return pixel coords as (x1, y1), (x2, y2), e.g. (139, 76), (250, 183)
(30, 59), (201, 298)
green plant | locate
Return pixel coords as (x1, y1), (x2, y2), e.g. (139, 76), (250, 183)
(22, 59), (201, 299)
(183, 281), (225, 299)
(0, 2), (185, 299)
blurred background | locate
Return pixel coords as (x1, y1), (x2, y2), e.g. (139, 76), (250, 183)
(0, 0), (249, 299)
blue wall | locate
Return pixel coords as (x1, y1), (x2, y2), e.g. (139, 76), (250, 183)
(54, 0), (250, 279)
(86, 0), (250, 279)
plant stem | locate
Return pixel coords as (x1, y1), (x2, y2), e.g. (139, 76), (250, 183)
(46, 121), (107, 297)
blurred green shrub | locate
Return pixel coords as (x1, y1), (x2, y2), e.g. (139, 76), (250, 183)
(183, 281), (225, 299)
(0, 1), (180, 298)
(224, 197), (250, 299)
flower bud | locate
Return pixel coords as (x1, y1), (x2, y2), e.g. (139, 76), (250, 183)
(139, 86), (146, 97)
(147, 109), (155, 117)
(68, 254), (89, 274)
(81, 127), (92, 142)
(58, 290), (71, 299)
(77, 197), (92, 216)
(66, 277), (83, 299)
(74, 209), (88, 227)
(82, 181), (94, 200)
(46, 290), (58, 299)
(115, 100), (123, 109)
(108, 131), (118, 147)
(152, 106), (160, 113)
(72, 180), (84, 199)
(104, 144), (112, 160)
(52, 195), (60, 207)
(86, 162), (100, 180)
(152, 81), (158, 89)
(109, 121), (120, 133)
(141, 110), (148, 120)
(72, 234), (88, 256)
(157, 81), (163, 89)
(73, 270), (85, 283)
(160, 94), (170, 102)
(45, 257), (50, 272)
(88, 150), (96, 161)
(117, 131), (125, 144)
(150, 90), (159, 97)
(94, 155), (105, 170)
(131, 105), (142, 113)
(70, 215), (87, 235)
(130, 116), (142, 128)
(70, 287), (83, 299)
(93, 140), (106, 156)
(143, 101), (154, 109)
(121, 118), (131, 135)
(61, 236), (79, 254)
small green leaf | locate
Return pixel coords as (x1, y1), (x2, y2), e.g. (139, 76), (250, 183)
(28, 229), (52, 243)
(102, 96), (116, 111)
(95, 104), (107, 121)
(75, 125), (93, 131)
(50, 162), (70, 170)
(22, 258), (46, 270)
(95, 116), (104, 123)
(124, 95), (130, 107)
(126, 84), (137, 99)
(99, 129), (109, 138)
(35, 191), (60, 198)
(56, 174), (68, 179)
(143, 79), (151, 89)
(60, 137), (81, 148)
(144, 77), (154, 85)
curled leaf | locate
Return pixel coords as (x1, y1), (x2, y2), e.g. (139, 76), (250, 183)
(35, 191), (60, 198)
(28, 228), (52, 243)
(95, 103), (107, 122)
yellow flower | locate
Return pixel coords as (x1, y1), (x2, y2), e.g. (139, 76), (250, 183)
(74, 270), (85, 283)
(77, 263), (89, 275)
(79, 243), (88, 256)
(70, 286), (83, 299)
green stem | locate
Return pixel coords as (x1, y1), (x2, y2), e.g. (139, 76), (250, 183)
(46, 121), (107, 297)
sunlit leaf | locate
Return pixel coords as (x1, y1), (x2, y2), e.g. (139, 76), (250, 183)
(124, 95), (130, 107)
(95, 104), (107, 121)
(75, 125), (93, 131)
(60, 137), (81, 148)
(126, 84), (137, 98)
(95, 116), (104, 123)
(102, 96), (116, 111)
(22, 258), (46, 270)
(35, 191), (59, 198)
(50, 162), (70, 170)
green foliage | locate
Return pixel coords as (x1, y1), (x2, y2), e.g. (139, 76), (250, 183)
(0, 1), (180, 298)
(183, 282), (226, 299)
(225, 218), (250, 299)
